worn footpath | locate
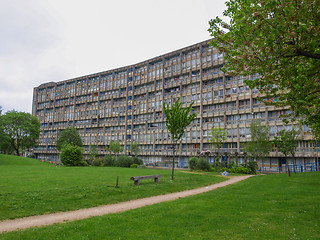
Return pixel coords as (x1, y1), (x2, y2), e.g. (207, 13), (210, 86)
(0, 175), (252, 233)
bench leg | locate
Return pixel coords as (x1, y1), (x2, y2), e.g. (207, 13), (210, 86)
(154, 177), (159, 183)
(134, 180), (140, 185)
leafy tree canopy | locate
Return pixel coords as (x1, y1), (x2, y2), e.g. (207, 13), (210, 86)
(209, 127), (227, 164)
(56, 127), (83, 151)
(60, 145), (86, 166)
(209, 127), (227, 151)
(0, 111), (40, 156)
(163, 97), (197, 144)
(273, 128), (301, 158)
(88, 144), (99, 162)
(209, 0), (320, 139)
(246, 119), (272, 160)
(129, 142), (140, 156)
(107, 141), (123, 155)
(163, 97), (197, 180)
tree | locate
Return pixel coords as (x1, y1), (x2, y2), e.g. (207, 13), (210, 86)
(0, 134), (14, 154)
(273, 128), (301, 176)
(246, 119), (272, 165)
(107, 141), (123, 159)
(129, 142), (140, 157)
(60, 145), (86, 166)
(56, 127), (82, 151)
(88, 144), (99, 164)
(163, 97), (197, 180)
(0, 111), (40, 156)
(209, 127), (227, 165)
(208, 0), (320, 139)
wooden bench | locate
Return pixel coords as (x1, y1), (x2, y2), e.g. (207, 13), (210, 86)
(130, 175), (163, 185)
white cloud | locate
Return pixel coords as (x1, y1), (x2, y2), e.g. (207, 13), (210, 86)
(0, 0), (227, 113)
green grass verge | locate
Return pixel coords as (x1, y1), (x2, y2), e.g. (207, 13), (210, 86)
(0, 154), (224, 220)
(1, 172), (319, 239)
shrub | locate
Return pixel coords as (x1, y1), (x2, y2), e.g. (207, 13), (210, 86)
(220, 167), (229, 173)
(188, 157), (198, 170)
(116, 155), (133, 168)
(92, 158), (104, 166)
(227, 160), (236, 169)
(60, 145), (86, 166)
(242, 160), (259, 174)
(213, 161), (225, 171)
(197, 157), (210, 171)
(236, 166), (251, 174)
(130, 163), (139, 168)
(220, 166), (251, 174)
(132, 156), (143, 165)
(210, 167), (217, 172)
(188, 157), (210, 171)
(104, 154), (116, 166)
(138, 165), (147, 169)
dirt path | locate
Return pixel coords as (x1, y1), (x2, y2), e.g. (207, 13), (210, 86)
(0, 175), (252, 233)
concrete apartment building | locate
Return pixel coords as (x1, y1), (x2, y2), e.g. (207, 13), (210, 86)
(32, 40), (318, 171)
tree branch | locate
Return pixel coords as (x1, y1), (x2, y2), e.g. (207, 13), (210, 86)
(296, 48), (320, 59)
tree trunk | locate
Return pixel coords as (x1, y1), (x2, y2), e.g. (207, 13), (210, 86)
(286, 157), (291, 176)
(171, 144), (175, 180)
(15, 143), (20, 156)
(217, 152), (220, 172)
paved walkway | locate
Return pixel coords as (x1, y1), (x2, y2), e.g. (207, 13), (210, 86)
(0, 175), (252, 233)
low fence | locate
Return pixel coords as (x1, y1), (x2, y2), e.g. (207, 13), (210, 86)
(260, 163), (320, 173)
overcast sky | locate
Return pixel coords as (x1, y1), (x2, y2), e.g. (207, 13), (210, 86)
(0, 0), (227, 113)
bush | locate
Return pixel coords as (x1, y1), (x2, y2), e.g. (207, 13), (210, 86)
(227, 160), (236, 169)
(242, 160), (259, 174)
(197, 157), (210, 171)
(97, 155), (144, 168)
(188, 157), (198, 170)
(92, 158), (104, 166)
(220, 166), (251, 174)
(104, 154), (116, 166)
(60, 145), (86, 166)
(188, 157), (210, 171)
(132, 156), (143, 165)
(236, 166), (251, 174)
(130, 163), (139, 168)
(116, 155), (133, 168)
(138, 165), (147, 169)
(210, 167), (217, 172)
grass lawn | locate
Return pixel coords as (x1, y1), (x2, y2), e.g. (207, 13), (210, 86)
(1, 171), (319, 239)
(0, 154), (224, 220)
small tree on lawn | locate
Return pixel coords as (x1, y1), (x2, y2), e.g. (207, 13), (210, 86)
(163, 97), (197, 180)
(273, 128), (301, 176)
(107, 141), (123, 160)
(60, 145), (86, 166)
(246, 119), (272, 167)
(88, 144), (99, 164)
(209, 127), (227, 166)
(129, 142), (140, 157)
(56, 127), (83, 151)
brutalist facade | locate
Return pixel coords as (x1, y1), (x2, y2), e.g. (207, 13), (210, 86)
(32, 40), (318, 171)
